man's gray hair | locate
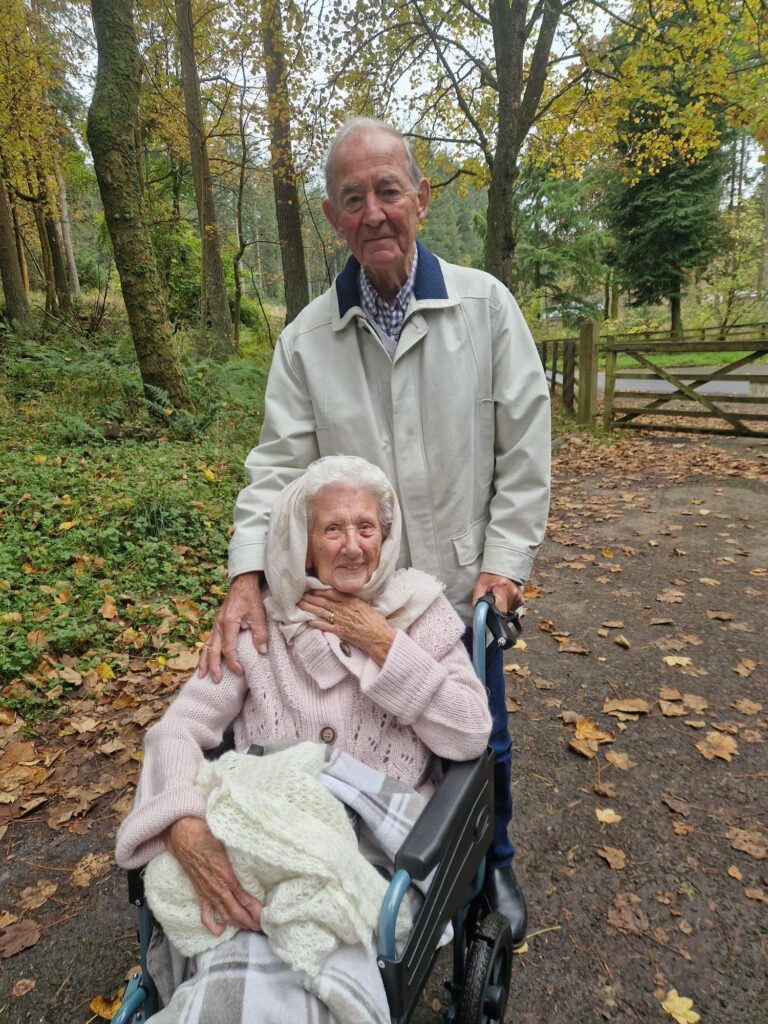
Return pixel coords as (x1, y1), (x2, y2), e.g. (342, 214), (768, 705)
(324, 117), (424, 200)
(304, 455), (395, 533)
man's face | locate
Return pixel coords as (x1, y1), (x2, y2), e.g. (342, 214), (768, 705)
(322, 130), (430, 296)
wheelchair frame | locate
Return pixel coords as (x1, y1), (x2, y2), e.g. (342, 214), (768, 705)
(114, 596), (518, 1024)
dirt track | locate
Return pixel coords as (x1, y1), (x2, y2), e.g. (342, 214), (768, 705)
(2, 431), (767, 1024)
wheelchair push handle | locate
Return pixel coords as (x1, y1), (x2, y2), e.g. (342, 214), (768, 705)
(472, 594), (522, 683)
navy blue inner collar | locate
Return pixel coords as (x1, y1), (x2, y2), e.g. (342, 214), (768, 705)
(335, 241), (448, 318)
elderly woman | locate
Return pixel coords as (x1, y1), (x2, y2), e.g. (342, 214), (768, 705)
(116, 455), (491, 1022)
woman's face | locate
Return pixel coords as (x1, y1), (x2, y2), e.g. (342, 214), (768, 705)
(306, 485), (384, 592)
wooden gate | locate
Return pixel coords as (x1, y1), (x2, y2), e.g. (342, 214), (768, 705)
(603, 323), (768, 437)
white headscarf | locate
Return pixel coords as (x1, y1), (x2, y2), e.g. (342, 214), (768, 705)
(263, 457), (443, 644)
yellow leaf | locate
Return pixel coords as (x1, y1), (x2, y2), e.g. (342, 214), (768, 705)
(89, 990), (125, 1020)
(604, 750), (636, 770)
(58, 520), (78, 531)
(603, 697), (650, 715)
(1, 611), (22, 625)
(95, 661), (115, 680)
(695, 732), (738, 762)
(71, 851), (112, 887)
(33, 454), (47, 464)
(732, 698), (762, 715)
(733, 660), (756, 678)
(596, 807), (622, 824)
(101, 595), (117, 620)
(614, 634), (631, 649)
(663, 656), (692, 667)
(661, 988), (700, 1024)
(727, 865), (742, 880)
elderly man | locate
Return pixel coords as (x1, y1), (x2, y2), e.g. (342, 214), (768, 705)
(201, 117), (550, 946)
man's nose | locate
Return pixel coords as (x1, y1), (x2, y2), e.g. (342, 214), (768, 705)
(361, 192), (385, 223)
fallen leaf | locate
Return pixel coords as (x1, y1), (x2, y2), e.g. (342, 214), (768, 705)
(594, 780), (619, 797)
(603, 697), (650, 715)
(89, 991), (126, 1020)
(614, 634), (631, 649)
(745, 888), (767, 903)
(504, 696), (521, 713)
(602, 620), (624, 629)
(657, 589), (685, 604)
(683, 693), (708, 713)
(17, 881), (57, 911)
(604, 750), (636, 770)
(659, 686), (682, 700)
(727, 866), (742, 880)
(166, 650), (199, 672)
(71, 852), (112, 887)
(695, 732), (738, 762)
(732, 698), (762, 715)
(673, 821), (694, 836)
(661, 792), (691, 816)
(727, 827), (768, 860)
(661, 989), (700, 1024)
(684, 719), (706, 729)
(596, 807), (622, 824)
(678, 919), (693, 935)
(663, 656), (692, 667)
(733, 660), (757, 679)
(597, 845), (626, 869)
(659, 700), (687, 717)
(12, 979), (36, 997)
(706, 610), (733, 621)
(0, 911), (19, 928)
(607, 892), (647, 933)
(698, 577), (720, 586)
(559, 640), (590, 655)
(100, 595), (117, 620)
(650, 617), (673, 624)
(0, 920), (41, 958)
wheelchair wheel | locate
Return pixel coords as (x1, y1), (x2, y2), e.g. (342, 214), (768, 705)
(456, 911), (513, 1024)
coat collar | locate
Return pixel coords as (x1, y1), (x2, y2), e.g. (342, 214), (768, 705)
(334, 241), (449, 324)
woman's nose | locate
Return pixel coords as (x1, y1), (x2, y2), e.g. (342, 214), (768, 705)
(341, 529), (362, 553)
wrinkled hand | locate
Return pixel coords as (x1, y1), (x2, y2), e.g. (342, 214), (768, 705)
(199, 572), (267, 682)
(167, 817), (263, 936)
(297, 589), (396, 667)
(471, 573), (524, 616)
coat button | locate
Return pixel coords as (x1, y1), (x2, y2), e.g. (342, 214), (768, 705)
(320, 726), (336, 744)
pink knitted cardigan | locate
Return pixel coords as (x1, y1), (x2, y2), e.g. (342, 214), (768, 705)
(115, 594), (491, 869)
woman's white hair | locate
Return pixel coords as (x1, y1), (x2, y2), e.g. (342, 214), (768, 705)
(304, 455), (395, 533)
(324, 117), (424, 200)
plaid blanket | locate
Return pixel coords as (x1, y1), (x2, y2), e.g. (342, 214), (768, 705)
(146, 746), (433, 1024)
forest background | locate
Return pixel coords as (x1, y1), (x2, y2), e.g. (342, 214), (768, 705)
(0, 0), (767, 785)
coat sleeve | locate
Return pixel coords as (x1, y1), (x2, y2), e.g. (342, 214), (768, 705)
(114, 664), (249, 869)
(357, 596), (492, 760)
(228, 332), (321, 579)
(482, 285), (551, 585)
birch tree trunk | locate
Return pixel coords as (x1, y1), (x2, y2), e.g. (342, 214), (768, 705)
(0, 176), (31, 327)
(261, 0), (309, 324)
(87, 0), (192, 409)
(174, 0), (235, 356)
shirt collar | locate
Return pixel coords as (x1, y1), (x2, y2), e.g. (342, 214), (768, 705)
(334, 241), (448, 319)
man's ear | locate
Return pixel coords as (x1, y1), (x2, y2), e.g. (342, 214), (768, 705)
(322, 199), (341, 236)
(416, 178), (431, 222)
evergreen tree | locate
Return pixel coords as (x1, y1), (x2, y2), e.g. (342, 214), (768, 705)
(605, 150), (725, 335)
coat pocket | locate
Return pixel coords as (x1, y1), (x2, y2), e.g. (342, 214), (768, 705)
(451, 516), (489, 567)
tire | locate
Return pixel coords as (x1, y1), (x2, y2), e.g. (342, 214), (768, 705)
(456, 912), (513, 1024)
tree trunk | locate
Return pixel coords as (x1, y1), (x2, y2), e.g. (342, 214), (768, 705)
(670, 290), (683, 339)
(45, 210), (71, 313)
(0, 177), (31, 326)
(759, 155), (768, 302)
(31, 197), (57, 315)
(55, 165), (80, 298)
(261, 0), (309, 324)
(87, 0), (192, 409)
(485, 0), (562, 287)
(174, 0), (234, 356)
(610, 279), (620, 320)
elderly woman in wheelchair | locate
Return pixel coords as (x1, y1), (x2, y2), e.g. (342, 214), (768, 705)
(115, 456), (497, 1024)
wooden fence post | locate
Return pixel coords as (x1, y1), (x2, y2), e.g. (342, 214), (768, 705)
(577, 318), (599, 424)
(603, 341), (616, 431)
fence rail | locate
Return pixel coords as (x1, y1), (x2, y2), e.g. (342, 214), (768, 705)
(536, 320), (768, 436)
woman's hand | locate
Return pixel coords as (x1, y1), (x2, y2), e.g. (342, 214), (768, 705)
(297, 589), (396, 667)
(167, 817), (263, 936)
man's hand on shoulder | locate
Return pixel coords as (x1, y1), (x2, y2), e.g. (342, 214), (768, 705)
(199, 571), (267, 682)
(471, 572), (524, 616)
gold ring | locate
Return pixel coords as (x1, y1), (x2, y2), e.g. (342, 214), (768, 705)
(328, 611), (335, 625)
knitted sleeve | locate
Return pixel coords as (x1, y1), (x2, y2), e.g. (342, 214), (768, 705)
(115, 658), (249, 868)
(357, 595), (491, 760)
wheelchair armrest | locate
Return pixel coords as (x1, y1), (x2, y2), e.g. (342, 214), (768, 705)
(394, 753), (491, 881)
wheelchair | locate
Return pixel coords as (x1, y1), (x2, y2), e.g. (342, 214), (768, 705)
(114, 596), (521, 1024)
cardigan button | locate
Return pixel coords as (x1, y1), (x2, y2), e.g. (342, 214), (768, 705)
(319, 726), (336, 744)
